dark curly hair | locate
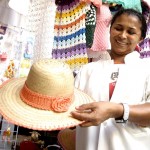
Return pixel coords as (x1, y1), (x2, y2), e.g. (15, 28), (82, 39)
(110, 8), (147, 39)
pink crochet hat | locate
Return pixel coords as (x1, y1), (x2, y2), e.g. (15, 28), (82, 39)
(91, 4), (112, 51)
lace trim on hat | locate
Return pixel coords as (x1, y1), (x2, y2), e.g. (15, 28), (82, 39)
(20, 83), (73, 112)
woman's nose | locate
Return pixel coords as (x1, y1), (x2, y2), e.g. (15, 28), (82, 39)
(119, 31), (127, 39)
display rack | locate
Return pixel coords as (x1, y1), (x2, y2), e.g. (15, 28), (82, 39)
(0, 116), (19, 150)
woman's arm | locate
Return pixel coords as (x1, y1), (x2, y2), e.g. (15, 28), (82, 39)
(71, 102), (150, 127)
(71, 101), (123, 127)
(129, 103), (150, 126)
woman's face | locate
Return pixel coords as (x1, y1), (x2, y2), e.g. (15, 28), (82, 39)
(110, 14), (143, 56)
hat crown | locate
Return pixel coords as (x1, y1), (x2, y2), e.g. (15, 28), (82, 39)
(26, 59), (74, 97)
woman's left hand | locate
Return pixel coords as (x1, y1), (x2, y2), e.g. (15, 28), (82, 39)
(71, 101), (123, 127)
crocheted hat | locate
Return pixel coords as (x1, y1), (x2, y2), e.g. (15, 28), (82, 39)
(58, 128), (75, 150)
(0, 59), (94, 131)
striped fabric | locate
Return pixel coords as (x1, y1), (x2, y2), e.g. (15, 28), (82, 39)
(91, 4), (112, 52)
(52, 0), (88, 71)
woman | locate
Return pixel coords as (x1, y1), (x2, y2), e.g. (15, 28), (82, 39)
(58, 8), (150, 150)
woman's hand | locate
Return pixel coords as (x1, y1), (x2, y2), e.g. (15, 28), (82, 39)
(71, 101), (123, 127)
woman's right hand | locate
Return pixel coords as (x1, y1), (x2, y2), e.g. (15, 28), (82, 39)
(71, 101), (123, 127)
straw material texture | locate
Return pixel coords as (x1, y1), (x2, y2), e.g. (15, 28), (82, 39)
(58, 128), (75, 150)
(0, 59), (94, 131)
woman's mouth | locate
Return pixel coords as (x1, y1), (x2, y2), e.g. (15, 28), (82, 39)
(116, 40), (128, 46)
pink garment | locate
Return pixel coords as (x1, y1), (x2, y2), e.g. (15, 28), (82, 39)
(91, 4), (112, 52)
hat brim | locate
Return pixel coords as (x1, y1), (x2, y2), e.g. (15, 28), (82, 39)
(0, 78), (94, 131)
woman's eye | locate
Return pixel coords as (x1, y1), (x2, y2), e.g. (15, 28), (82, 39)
(128, 31), (136, 35)
(115, 27), (122, 31)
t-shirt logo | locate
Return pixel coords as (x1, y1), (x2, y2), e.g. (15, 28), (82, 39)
(111, 71), (119, 80)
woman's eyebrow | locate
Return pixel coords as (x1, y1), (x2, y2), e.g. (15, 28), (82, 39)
(115, 24), (137, 30)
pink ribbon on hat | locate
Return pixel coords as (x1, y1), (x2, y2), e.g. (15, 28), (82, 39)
(20, 83), (73, 112)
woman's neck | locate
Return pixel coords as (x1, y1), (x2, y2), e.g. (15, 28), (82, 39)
(109, 51), (125, 64)
(112, 57), (125, 64)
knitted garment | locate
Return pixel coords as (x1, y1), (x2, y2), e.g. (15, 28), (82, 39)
(52, 0), (88, 71)
(26, 0), (56, 62)
(85, 4), (97, 48)
(139, 6), (150, 58)
(102, 0), (142, 12)
(91, 4), (112, 52)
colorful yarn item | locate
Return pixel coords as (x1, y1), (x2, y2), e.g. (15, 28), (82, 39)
(52, 0), (88, 71)
(85, 4), (97, 48)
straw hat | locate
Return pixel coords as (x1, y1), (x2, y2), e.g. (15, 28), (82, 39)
(57, 128), (75, 150)
(0, 59), (94, 131)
